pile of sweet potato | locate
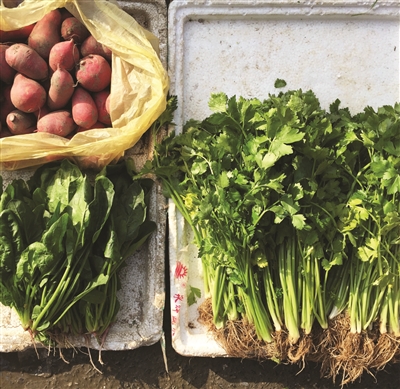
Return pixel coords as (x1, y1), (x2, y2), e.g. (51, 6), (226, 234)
(0, 8), (112, 138)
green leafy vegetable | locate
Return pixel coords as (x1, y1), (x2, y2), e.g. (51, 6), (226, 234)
(0, 158), (156, 347)
(146, 88), (400, 382)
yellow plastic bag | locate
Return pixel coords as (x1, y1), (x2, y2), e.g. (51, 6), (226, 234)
(0, 0), (169, 170)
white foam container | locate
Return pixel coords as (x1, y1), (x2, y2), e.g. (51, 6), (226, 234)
(167, 0), (400, 357)
(0, 0), (168, 353)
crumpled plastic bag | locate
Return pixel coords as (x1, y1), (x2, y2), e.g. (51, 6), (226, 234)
(0, 0), (169, 170)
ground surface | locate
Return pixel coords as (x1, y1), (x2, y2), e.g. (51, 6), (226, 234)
(1, 330), (400, 389)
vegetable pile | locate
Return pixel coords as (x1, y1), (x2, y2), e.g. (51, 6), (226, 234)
(0, 7), (112, 138)
(147, 90), (400, 385)
(0, 158), (155, 357)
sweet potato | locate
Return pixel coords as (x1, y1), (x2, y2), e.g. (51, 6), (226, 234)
(0, 44), (16, 84)
(6, 109), (36, 135)
(0, 24), (35, 43)
(36, 109), (76, 137)
(10, 73), (47, 113)
(47, 65), (75, 111)
(2, 0), (22, 8)
(49, 39), (80, 72)
(80, 35), (112, 62)
(71, 86), (98, 129)
(92, 89), (112, 125)
(5, 43), (48, 81)
(0, 85), (16, 125)
(76, 54), (111, 92)
(61, 17), (90, 44)
(28, 9), (62, 59)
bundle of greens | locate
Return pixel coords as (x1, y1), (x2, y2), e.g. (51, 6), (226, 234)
(146, 90), (400, 384)
(0, 158), (156, 352)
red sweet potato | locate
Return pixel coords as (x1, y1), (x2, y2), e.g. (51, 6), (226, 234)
(10, 73), (47, 113)
(47, 65), (75, 111)
(36, 109), (76, 137)
(71, 86), (98, 129)
(0, 24), (35, 43)
(92, 89), (111, 125)
(0, 85), (16, 124)
(6, 109), (36, 135)
(49, 39), (80, 72)
(61, 17), (90, 44)
(76, 54), (111, 92)
(80, 35), (112, 62)
(28, 9), (62, 59)
(0, 44), (16, 84)
(5, 43), (48, 81)
(2, 0), (22, 8)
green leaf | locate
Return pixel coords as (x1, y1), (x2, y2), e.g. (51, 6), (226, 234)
(15, 242), (53, 281)
(187, 286), (201, 306)
(192, 161), (208, 175)
(292, 214), (306, 230)
(39, 159), (84, 214)
(81, 289), (107, 304)
(0, 210), (24, 274)
(41, 213), (69, 262)
(357, 237), (379, 262)
(274, 78), (287, 88)
(270, 139), (293, 158)
(287, 94), (305, 113)
(32, 305), (42, 320)
(121, 220), (156, 260)
(35, 320), (51, 332)
(217, 171), (230, 189)
(276, 125), (305, 144)
(261, 153), (279, 169)
(0, 283), (14, 307)
(281, 195), (300, 216)
(151, 95), (178, 130)
(208, 93), (228, 113)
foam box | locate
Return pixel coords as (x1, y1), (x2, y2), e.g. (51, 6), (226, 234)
(0, 0), (168, 352)
(167, 0), (400, 357)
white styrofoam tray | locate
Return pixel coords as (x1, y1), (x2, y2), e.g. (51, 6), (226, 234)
(0, 0), (167, 353)
(167, 0), (400, 357)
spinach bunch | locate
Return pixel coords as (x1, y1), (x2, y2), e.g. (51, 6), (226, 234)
(78, 162), (156, 345)
(0, 158), (155, 346)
